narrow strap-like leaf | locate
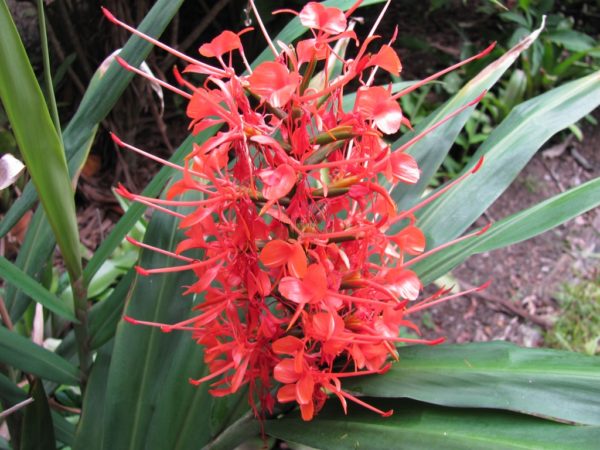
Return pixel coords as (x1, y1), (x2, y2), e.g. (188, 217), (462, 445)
(0, 256), (77, 322)
(0, 326), (80, 385)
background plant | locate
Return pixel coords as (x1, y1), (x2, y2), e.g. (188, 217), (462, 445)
(0, 1), (599, 449)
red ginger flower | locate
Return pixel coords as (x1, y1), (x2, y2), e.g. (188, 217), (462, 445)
(104, 0), (493, 423)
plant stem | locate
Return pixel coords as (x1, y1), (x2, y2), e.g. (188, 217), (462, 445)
(71, 276), (91, 389)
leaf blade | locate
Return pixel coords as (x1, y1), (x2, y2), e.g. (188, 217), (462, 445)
(345, 342), (600, 426)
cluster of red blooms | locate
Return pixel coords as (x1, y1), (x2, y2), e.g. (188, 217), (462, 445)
(103, 1), (493, 421)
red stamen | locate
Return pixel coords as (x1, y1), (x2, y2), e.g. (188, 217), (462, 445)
(189, 360), (236, 386)
(126, 236), (195, 262)
(100, 7), (225, 76)
(405, 281), (491, 314)
(402, 222), (491, 268)
(136, 255), (222, 276)
(115, 56), (192, 99)
(392, 43), (496, 99)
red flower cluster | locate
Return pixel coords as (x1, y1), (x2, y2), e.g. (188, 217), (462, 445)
(104, 1), (492, 421)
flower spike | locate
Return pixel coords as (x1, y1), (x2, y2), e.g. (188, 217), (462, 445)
(109, 1), (497, 423)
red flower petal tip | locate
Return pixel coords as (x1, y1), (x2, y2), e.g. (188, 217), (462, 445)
(135, 265), (150, 276)
(123, 315), (139, 325)
(109, 131), (124, 147)
(100, 6), (117, 23)
(472, 156), (485, 174)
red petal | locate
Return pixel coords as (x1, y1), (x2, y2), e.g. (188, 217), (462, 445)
(260, 164), (297, 201)
(311, 312), (342, 341)
(391, 225), (425, 255)
(296, 373), (315, 405)
(368, 45), (402, 76)
(390, 152), (420, 184)
(300, 401), (315, 421)
(274, 359), (300, 384)
(259, 239), (292, 268)
(296, 38), (328, 63)
(277, 384), (297, 403)
(303, 264), (327, 301)
(299, 2), (346, 35)
(199, 30), (242, 58)
(279, 277), (312, 304)
(273, 336), (304, 355)
(386, 269), (422, 301)
(288, 243), (308, 278)
(247, 61), (300, 107)
(355, 86), (403, 134)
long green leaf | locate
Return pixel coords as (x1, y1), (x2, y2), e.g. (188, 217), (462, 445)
(88, 270), (134, 350)
(418, 70), (600, 247)
(5, 207), (56, 322)
(0, 0), (81, 279)
(392, 22), (544, 212)
(345, 342), (600, 426)
(267, 399), (600, 450)
(74, 341), (113, 450)
(413, 176), (600, 283)
(0, 256), (76, 322)
(0, 373), (25, 405)
(0, 326), (79, 385)
(19, 379), (56, 450)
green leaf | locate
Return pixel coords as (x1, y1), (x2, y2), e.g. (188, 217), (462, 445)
(0, 326), (79, 385)
(267, 399), (600, 450)
(546, 30), (597, 52)
(0, 373), (26, 405)
(4, 207), (56, 322)
(417, 71), (600, 248)
(0, 0), (81, 279)
(74, 341), (113, 450)
(345, 342), (600, 426)
(51, 411), (75, 447)
(19, 379), (56, 450)
(88, 270), (134, 350)
(393, 23), (545, 212)
(413, 174), (600, 284)
(0, 256), (77, 322)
